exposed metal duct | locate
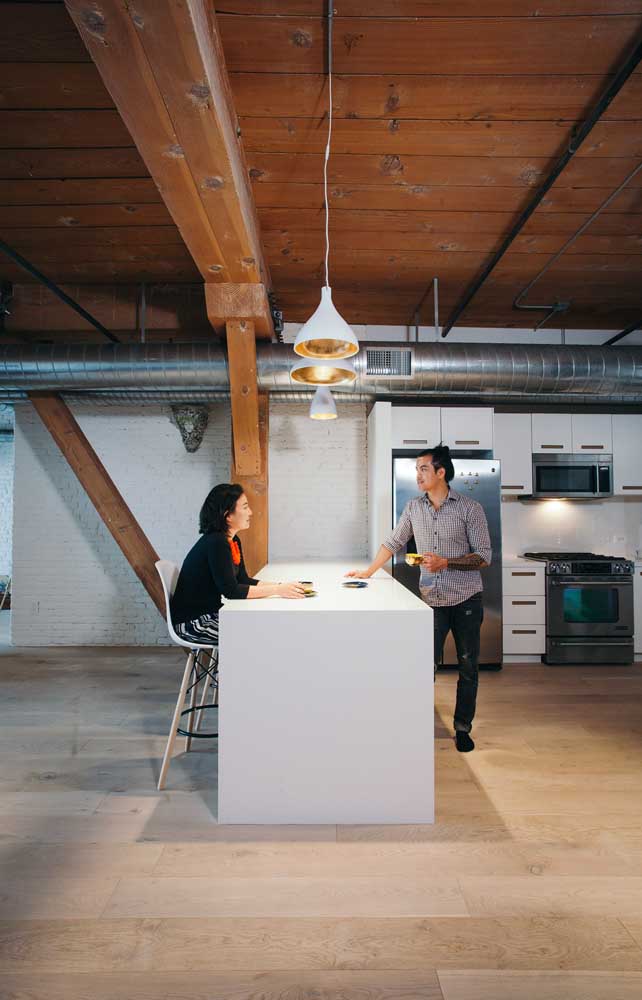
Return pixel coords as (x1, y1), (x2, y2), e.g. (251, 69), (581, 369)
(2, 342), (642, 404)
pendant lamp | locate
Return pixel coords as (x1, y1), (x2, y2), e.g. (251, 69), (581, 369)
(290, 6), (359, 378)
(290, 357), (356, 386)
(309, 386), (337, 420)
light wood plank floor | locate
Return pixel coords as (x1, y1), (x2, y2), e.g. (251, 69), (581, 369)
(1, 641), (642, 1000)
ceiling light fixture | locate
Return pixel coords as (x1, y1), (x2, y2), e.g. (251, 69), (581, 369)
(290, 4), (359, 418)
(309, 386), (338, 420)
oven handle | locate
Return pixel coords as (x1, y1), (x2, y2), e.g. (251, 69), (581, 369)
(551, 640), (633, 646)
(549, 579), (632, 586)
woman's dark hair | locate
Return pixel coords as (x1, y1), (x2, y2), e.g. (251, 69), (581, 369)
(418, 444), (455, 483)
(199, 483), (244, 534)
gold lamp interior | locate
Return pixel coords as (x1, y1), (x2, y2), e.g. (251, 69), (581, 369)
(290, 364), (357, 386)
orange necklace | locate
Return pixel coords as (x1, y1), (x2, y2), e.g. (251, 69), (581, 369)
(228, 537), (241, 566)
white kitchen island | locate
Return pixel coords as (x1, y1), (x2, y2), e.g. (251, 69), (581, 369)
(218, 562), (434, 825)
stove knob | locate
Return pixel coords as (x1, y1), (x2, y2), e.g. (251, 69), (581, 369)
(550, 563), (558, 573)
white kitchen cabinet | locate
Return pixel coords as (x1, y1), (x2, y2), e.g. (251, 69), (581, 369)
(635, 564), (642, 655)
(493, 413), (532, 494)
(531, 413), (572, 453)
(390, 407), (441, 449)
(571, 413), (613, 453)
(502, 565), (545, 597)
(441, 407), (494, 450)
(503, 595), (545, 626)
(613, 414), (642, 496)
(503, 625), (546, 655)
(502, 562), (546, 657)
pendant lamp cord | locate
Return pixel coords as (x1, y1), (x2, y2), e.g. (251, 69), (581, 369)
(324, 3), (333, 289)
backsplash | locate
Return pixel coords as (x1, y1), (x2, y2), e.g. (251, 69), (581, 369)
(501, 497), (642, 560)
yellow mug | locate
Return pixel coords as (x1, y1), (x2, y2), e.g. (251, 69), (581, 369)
(405, 553), (423, 567)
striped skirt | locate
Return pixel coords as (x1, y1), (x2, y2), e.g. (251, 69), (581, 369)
(174, 612), (219, 646)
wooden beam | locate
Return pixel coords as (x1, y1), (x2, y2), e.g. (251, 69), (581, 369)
(226, 319), (261, 477)
(231, 391), (269, 579)
(205, 284), (272, 339)
(64, 0), (271, 302)
(28, 393), (165, 616)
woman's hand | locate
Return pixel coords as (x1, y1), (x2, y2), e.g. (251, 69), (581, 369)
(345, 568), (373, 579)
(278, 581), (307, 599)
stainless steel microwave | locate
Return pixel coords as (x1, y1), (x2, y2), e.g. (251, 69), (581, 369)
(532, 453), (613, 499)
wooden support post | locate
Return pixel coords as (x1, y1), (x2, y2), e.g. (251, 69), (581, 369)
(28, 393), (165, 616)
(226, 318), (261, 477)
(231, 391), (269, 579)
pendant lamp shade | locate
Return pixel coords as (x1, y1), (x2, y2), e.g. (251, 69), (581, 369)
(293, 286), (359, 360)
(309, 386), (337, 420)
(290, 356), (356, 386)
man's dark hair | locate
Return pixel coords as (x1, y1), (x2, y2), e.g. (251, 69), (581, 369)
(418, 444), (455, 483)
(199, 483), (244, 534)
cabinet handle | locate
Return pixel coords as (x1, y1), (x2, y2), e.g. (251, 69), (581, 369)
(512, 629), (537, 634)
(622, 486), (642, 490)
(511, 571), (536, 576)
(502, 485), (525, 490)
(402, 439), (428, 445)
(580, 444), (604, 449)
(511, 600), (536, 605)
(540, 444), (564, 449)
(455, 439), (480, 445)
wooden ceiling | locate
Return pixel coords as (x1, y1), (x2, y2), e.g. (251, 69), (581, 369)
(1, 1), (642, 338)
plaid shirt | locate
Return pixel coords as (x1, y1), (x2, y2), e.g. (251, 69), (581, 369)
(384, 488), (492, 607)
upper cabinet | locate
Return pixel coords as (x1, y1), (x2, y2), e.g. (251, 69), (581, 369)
(493, 413), (532, 495)
(613, 414), (642, 495)
(441, 407), (494, 451)
(571, 414), (613, 453)
(390, 406), (441, 449)
(531, 413), (572, 453)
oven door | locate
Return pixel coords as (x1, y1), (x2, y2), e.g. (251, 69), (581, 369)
(547, 576), (633, 638)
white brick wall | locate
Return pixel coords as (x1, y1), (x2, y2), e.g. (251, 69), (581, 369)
(0, 434), (13, 577)
(12, 403), (231, 645)
(268, 400), (368, 560)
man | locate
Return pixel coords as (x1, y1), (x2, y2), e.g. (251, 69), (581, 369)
(347, 444), (491, 752)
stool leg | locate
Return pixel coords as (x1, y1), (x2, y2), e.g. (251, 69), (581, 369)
(158, 650), (194, 791)
(194, 647), (217, 732)
(185, 653), (201, 753)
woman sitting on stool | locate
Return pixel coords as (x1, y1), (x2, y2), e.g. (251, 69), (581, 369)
(171, 483), (305, 644)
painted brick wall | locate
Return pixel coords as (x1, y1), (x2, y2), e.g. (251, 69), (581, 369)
(268, 400), (368, 560)
(12, 403), (231, 646)
(0, 434), (13, 577)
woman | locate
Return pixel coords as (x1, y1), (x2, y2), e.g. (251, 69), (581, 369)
(171, 483), (304, 644)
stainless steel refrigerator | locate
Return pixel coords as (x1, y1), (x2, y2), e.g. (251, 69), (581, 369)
(392, 457), (503, 668)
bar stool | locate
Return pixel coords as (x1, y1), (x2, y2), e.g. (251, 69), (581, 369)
(155, 560), (218, 791)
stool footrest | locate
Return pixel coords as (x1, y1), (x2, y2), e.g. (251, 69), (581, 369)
(178, 703), (218, 740)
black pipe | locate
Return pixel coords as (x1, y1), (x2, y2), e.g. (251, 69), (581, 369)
(0, 240), (120, 344)
(438, 34), (642, 339)
(604, 320), (642, 347)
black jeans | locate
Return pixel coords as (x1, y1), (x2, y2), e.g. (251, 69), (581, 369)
(433, 592), (483, 734)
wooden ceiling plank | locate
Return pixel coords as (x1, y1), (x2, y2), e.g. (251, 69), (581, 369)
(239, 118), (642, 158)
(0, 4), (89, 63)
(64, 0), (232, 282)
(227, 318), (262, 478)
(0, 149), (149, 181)
(29, 393), (165, 617)
(0, 62), (113, 109)
(0, 178), (163, 206)
(230, 72), (642, 122)
(126, 0), (269, 288)
(0, 204), (175, 229)
(218, 14), (642, 75)
(9, 226), (187, 248)
(220, 2), (642, 15)
(0, 109), (133, 148)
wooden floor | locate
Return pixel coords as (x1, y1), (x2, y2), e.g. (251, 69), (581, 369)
(1, 636), (642, 1000)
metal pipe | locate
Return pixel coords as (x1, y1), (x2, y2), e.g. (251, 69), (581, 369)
(604, 320), (642, 347)
(2, 341), (642, 402)
(440, 34), (642, 339)
(513, 160), (642, 327)
(0, 240), (121, 345)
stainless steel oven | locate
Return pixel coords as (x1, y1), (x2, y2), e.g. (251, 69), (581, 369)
(524, 553), (634, 665)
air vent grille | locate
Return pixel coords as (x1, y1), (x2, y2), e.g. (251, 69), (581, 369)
(366, 348), (412, 378)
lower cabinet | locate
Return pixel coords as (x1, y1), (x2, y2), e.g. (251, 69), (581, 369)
(502, 564), (546, 656)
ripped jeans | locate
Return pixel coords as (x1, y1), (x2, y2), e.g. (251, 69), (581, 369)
(433, 592), (483, 734)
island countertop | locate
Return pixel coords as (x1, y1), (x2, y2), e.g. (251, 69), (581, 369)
(221, 560), (429, 614)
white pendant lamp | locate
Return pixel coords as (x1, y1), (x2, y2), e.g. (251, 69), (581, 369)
(291, 7), (358, 371)
(309, 386), (337, 420)
(290, 357), (356, 386)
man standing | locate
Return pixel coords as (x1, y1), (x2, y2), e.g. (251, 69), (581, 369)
(347, 444), (491, 752)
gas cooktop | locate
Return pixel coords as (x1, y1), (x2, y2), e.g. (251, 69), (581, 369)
(524, 551), (621, 561)
(523, 552), (633, 576)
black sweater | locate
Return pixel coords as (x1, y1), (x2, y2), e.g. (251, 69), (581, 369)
(170, 533), (259, 625)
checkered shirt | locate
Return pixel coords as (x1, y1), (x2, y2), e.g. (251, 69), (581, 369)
(384, 488), (492, 607)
